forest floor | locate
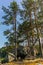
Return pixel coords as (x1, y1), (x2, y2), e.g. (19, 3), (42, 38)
(1, 58), (43, 65)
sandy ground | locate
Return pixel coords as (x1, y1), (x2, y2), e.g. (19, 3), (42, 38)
(1, 58), (43, 65)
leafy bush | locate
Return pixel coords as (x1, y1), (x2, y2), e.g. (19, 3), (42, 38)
(1, 58), (8, 64)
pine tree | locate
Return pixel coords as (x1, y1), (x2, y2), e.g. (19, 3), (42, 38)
(2, 1), (19, 60)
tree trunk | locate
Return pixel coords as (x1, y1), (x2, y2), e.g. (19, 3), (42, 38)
(39, 38), (42, 57)
(14, 15), (17, 61)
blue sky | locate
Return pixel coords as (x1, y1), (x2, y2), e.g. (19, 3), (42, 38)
(0, 0), (22, 48)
